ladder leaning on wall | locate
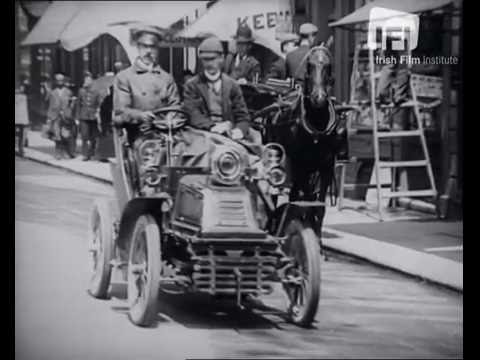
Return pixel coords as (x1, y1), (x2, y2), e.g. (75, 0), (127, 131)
(366, 45), (441, 221)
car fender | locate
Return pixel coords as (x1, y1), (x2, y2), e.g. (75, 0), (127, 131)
(273, 201), (326, 237)
(116, 195), (171, 251)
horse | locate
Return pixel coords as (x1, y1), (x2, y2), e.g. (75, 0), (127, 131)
(249, 39), (339, 241)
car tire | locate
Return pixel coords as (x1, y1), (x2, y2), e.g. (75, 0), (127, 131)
(283, 219), (321, 327)
(88, 199), (115, 299)
(127, 214), (161, 327)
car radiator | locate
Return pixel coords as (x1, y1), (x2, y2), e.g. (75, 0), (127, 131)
(190, 242), (281, 295)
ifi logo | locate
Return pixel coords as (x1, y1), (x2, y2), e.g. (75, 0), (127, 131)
(368, 7), (420, 51)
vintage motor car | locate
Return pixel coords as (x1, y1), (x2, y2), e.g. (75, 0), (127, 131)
(88, 106), (322, 327)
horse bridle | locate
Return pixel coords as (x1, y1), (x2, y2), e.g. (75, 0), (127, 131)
(253, 46), (337, 136)
(298, 46), (338, 136)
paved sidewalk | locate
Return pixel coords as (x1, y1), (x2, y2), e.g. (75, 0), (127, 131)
(20, 130), (463, 291)
(22, 131), (112, 183)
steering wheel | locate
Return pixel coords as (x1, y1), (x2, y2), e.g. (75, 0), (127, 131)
(149, 106), (189, 131)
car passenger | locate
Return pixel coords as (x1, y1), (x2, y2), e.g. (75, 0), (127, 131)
(183, 36), (251, 141)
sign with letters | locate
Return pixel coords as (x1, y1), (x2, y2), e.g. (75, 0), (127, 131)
(180, 0), (292, 56)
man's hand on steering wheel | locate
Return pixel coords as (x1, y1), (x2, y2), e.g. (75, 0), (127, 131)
(138, 111), (156, 123)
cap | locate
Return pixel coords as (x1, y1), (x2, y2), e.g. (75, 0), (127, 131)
(198, 37), (224, 59)
(299, 23), (318, 36)
(130, 24), (164, 44)
(233, 24), (254, 43)
(277, 32), (299, 44)
(54, 73), (65, 82)
(84, 70), (93, 78)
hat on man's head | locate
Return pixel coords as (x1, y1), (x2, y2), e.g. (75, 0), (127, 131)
(84, 70), (93, 78)
(54, 73), (65, 82)
(277, 32), (299, 45)
(299, 23), (318, 36)
(277, 32), (299, 52)
(198, 37), (224, 59)
(130, 24), (165, 44)
(233, 24), (254, 43)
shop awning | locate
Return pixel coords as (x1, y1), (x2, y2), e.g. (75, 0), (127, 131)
(21, 1), (83, 46)
(59, 1), (208, 53)
(179, 0), (292, 56)
(19, 1), (51, 18)
(329, 0), (454, 28)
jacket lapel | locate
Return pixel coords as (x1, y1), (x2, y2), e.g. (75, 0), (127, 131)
(196, 75), (210, 112)
(221, 74), (231, 117)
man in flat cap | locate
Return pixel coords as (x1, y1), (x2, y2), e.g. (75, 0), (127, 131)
(265, 32), (299, 80)
(113, 24), (181, 140)
(75, 71), (102, 161)
(45, 73), (75, 159)
(181, 36), (261, 167)
(286, 22), (318, 85)
(183, 36), (251, 141)
(224, 24), (261, 84)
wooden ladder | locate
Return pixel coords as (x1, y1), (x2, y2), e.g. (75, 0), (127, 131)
(368, 48), (440, 221)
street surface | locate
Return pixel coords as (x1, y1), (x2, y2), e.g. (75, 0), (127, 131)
(15, 158), (462, 359)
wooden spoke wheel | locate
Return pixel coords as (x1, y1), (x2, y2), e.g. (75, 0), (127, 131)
(88, 199), (115, 299)
(282, 220), (321, 327)
(127, 215), (161, 327)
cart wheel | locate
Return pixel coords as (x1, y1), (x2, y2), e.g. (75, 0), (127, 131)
(88, 199), (115, 299)
(127, 215), (161, 327)
(282, 220), (321, 327)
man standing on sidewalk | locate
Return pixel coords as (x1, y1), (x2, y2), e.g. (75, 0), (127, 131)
(45, 73), (75, 160)
(75, 71), (101, 161)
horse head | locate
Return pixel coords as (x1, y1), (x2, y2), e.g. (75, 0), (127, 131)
(305, 36), (334, 109)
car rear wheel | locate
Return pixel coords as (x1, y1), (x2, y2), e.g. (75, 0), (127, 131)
(88, 199), (115, 299)
(127, 215), (161, 327)
(282, 219), (321, 327)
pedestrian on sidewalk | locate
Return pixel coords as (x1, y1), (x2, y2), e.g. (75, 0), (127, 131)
(45, 73), (76, 160)
(75, 71), (102, 161)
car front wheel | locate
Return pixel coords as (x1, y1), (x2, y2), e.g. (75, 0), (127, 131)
(282, 219), (321, 327)
(127, 214), (161, 327)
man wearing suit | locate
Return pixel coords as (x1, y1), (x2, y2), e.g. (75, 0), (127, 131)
(183, 36), (251, 140)
(265, 33), (299, 80)
(75, 71), (102, 161)
(113, 24), (181, 143)
(285, 23), (318, 85)
(182, 36), (262, 167)
(45, 73), (75, 159)
(224, 24), (261, 84)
